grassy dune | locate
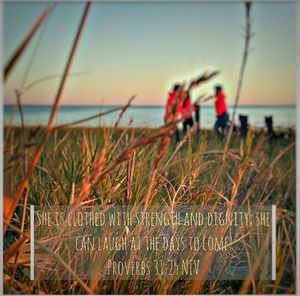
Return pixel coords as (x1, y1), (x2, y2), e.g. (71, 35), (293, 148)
(3, 126), (296, 294)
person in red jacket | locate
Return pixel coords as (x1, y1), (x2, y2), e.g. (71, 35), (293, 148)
(164, 84), (184, 123)
(164, 84), (185, 143)
(214, 85), (229, 139)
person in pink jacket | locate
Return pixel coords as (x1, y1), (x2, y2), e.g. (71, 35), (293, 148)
(182, 92), (196, 133)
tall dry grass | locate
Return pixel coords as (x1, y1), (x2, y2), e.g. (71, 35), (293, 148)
(3, 123), (296, 294)
(3, 1), (296, 294)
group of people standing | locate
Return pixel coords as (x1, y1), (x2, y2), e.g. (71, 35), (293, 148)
(163, 84), (200, 143)
(164, 80), (229, 143)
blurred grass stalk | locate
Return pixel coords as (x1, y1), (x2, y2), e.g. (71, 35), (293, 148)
(223, 1), (254, 160)
(4, 2), (92, 233)
(4, 6), (52, 80)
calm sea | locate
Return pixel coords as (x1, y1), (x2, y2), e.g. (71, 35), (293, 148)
(4, 105), (296, 129)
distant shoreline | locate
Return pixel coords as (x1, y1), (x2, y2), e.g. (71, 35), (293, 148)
(4, 104), (295, 129)
(4, 125), (295, 132)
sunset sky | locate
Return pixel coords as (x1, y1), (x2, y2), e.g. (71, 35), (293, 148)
(4, 1), (296, 106)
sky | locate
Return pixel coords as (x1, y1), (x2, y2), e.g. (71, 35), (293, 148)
(3, 1), (296, 106)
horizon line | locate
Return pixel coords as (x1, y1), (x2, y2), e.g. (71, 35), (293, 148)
(4, 103), (296, 108)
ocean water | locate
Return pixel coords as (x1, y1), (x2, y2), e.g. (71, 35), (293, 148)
(4, 105), (296, 129)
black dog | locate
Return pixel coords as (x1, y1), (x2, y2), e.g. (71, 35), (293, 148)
(265, 116), (287, 142)
(239, 115), (248, 139)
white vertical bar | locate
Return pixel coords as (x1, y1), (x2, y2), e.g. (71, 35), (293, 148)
(272, 205), (276, 281)
(30, 205), (35, 281)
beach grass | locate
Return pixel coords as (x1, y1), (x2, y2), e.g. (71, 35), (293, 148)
(3, 125), (296, 294)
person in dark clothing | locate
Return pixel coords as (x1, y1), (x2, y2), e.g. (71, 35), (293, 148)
(214, 85), (229, 139)
(194, 103), (200, 133)
(183, 118), (194, 133)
